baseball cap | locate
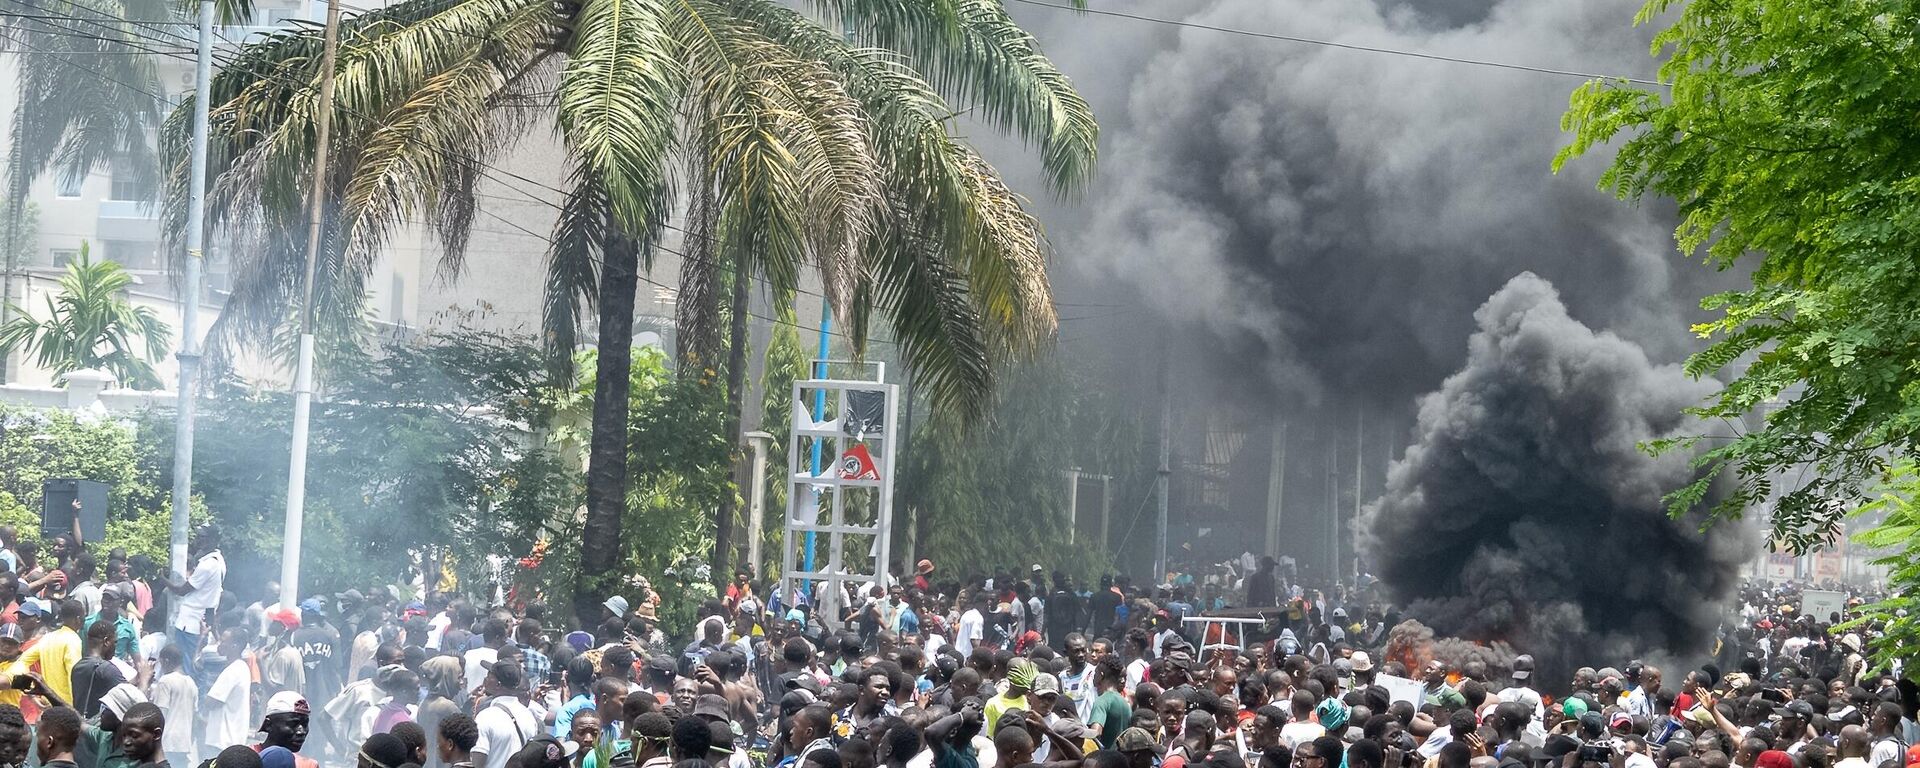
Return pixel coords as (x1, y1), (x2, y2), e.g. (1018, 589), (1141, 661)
(782, 671), (822, 695)
(1350, 651), (1374, 672)
(916, 559), (934, 574)
(1032, 673), (1061, 696)
(1512, 654), (1535, 681)
(694, 694), (731, 721)
(604, 595), (630, 616)
(512, 738), (579, 768)
(18, 598), (49, 618)
(262, 691), (310, 723)
(0, 624), (21, 642)
(490, 660), (527, 690)
(645, 655), (677, 675)
(1776, 700), (1816, 719)
(269, 608), (300, 630)
(1542, 735), (1582, 760)
(335, 588), (364, 603)
(1115, 727), (1161, 754)
(1562, 696), (1589, 719)
(298, 597), (325, 615)
(1032, 564), (1044, 572)
(565, 630), (593, 652)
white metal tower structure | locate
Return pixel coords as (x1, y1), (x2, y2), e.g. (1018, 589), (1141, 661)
(780, 362), (898, 626)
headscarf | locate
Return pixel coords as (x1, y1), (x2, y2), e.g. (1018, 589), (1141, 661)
(1315, 697), (1350, 731)
(420, 655), (466, 700)
(1007, 658), (1039, 690)
(100, 683), (146, 721)
(1756, 751), (1795, 768)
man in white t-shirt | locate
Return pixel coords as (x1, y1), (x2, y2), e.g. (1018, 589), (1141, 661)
(203, 627), (254, 753)
(1495, 654), (1547, 746)
(163, 528), (224, 680)
(425, 604), (454, 651)
(472, 661), (539, 768)
(955, 594), (987, 657)
(466, 617), (510, 696)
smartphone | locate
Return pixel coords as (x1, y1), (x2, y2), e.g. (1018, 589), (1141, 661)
(9, 674), (29, 691)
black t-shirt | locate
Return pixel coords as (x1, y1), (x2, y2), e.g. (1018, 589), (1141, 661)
(1048, 589), (1082, 645)
(1087, 590), (1121, 632)
(70, 657), (124, 716)
(294, 624), (342, 698)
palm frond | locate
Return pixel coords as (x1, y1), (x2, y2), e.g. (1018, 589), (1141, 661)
(853, 200), (993, 417)
(556, 0), (683, 231)
(3, 0), (165, 257)
(543, 166), (608, 377)
(673, 0), (881, 324)
(810, 0), (1097, 194)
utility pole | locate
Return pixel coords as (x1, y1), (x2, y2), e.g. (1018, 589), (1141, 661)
(1353, 409), (1362, 583)
(1327, 432), (1338, 582)
(170, 0), (215, 579)
(281, 0), (343, 609)
(1153, 332), (1170, 583)
(1265, 421), (1286, 557)
(744, 431), (773, 579)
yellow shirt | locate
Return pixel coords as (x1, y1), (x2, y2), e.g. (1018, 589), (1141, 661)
(983, 690), (1027, 736)
(20, 627), (81, 703)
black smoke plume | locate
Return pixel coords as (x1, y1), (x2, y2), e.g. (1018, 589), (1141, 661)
(1357, 273), (1753, 676)
(1021, 0), (1732, 410)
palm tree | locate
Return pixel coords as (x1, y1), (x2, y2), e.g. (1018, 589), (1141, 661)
(166, 0), (1096, 617)
(0, 0), (172, 380)
(0, 241), (174, 388)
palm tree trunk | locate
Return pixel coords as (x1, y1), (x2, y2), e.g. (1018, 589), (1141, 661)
(713, 255), (750, 586)
(577, 228), (638, 623)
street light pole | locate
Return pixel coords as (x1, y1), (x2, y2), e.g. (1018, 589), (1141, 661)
(281, 0), (343, 610)
(169, 0), (215, 579)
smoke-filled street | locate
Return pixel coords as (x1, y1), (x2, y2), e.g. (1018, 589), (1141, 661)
(0, 0), (1912, 766)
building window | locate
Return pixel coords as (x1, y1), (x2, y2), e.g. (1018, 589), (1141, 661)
(49, 249), (80, 267)
(101, 240), (159, 271)
(108, 160), (154, 202)
(54, 172), (82, 199)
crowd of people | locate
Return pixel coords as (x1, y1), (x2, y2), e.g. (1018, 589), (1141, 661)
(0, 524), (1903, 768)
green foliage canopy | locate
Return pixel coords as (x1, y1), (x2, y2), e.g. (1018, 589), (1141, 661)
(1555, 0), (1920, 553)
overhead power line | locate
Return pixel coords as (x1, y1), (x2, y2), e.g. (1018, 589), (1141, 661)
(1004, 0), (1666, 87)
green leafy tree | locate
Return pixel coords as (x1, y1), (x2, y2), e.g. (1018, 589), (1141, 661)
(0, 401), (195, 566)
(900, 359), (1143, 583)
(141, 328), (580, 596)
(0, 243), (173, 388)
(528, 345), (731, 615)
(1555, 0), (1920, 553)
(171, 0), (1097, 618)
